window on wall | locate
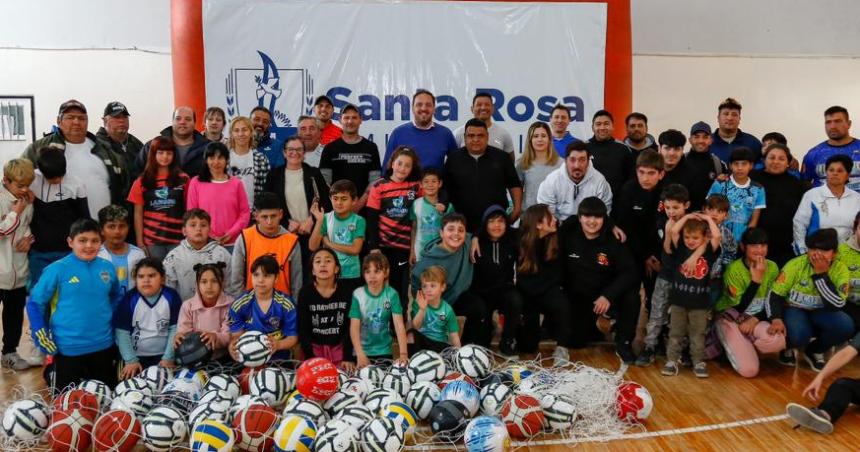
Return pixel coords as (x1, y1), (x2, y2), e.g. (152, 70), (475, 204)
(0, 96), (35, 142)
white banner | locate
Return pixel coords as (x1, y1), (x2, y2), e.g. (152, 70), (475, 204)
(203, 0), (607, 156)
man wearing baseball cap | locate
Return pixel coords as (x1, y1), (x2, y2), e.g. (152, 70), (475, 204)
(97, 101), (144, 181)
(314, 95), (342, 146)
(22, 99), (128, 217)
(686, 121), (727, 211)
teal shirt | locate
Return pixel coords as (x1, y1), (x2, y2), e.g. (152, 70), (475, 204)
(320, 211), (366, 279)
(410, 197), (452, 261)
(411, 298), (458, 343)
(348, 285), (402, 356)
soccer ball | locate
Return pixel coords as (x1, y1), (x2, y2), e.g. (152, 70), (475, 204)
(232, 404), (278, 452)
(440, 380), (480, 417)
(235, 331), (271, 367)
(315, 418), (360, 452)
(296, 358), (340, 402)
(334, 404), (374, 430)
(283, 399), (329, 429)
(190, 419), (234, 452)
(438, 372), (476, 390)
(163, 377), (204, 402)
(358, 365), (386, 386)
(283, 390), (307, 412)
(500, 394), (544, 439)
(155, 389), (197, 417)
(501, 366), (532, 385)
(188, 398), (232, 429)
(204, 374), (241, 401)
(616, 382), (653, 422)
(340, 377), (375, 400)
(364, 388), (402, 415)
(229, 394), (268, 420)
(360, 416), (404, 452)
(2, 398), (49, 441)
(142, 406), (187, 451)
(198, 389), (236, 405)
(540, 393), (577, 430)
(273, 414), (317, 452)
(405, 381), (441, 420)
(381, 366), (412, 397)
(464, 416), (510, 452)
(516, 372), (554, 396)
(455, 345), (494, 379)
(174, 367), (210, 387)
(250, 367), (291, 407)
(79, 379), (113, 410)
(92, 409), (141, 452)
(141, 365), (174, 393)
(323, 390), (363, 416)
(110, 389), (154, 418)
(114, 377), (153, 397)
(428, 399), (469, 439)
(479, 382), (512, 416)
(407, 350), (447, 383)
(381, 401), (417, 434)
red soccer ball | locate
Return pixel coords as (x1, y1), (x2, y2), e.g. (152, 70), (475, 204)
(93, 409), (141, 452)
(617, 382), (653, 422)
(500, 394), (545, 438)
(295, 357), (340, 402)
(239, 365), (266, 395)
(437, 372), (476, 390)
(53, 389), (100, 422)
(47, 409), (94, 452)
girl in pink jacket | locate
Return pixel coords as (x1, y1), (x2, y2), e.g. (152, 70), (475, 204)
(173, 262), (232, 359)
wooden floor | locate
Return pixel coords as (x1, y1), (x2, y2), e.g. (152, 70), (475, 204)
(3, 340), (860, 450)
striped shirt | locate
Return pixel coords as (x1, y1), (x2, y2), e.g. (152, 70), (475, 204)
(367, 178), (422, 250)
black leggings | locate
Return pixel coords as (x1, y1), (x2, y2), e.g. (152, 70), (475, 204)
(0, 287), (26, 355)
(456, 285), (524, 348)
(381, 247), (411, 313)
(52, 346), (118, 394)
(568, 289), (639, 348)
(408, 329), (449, 355)
(820, 377), (860, 423)
(518, 286), (571, 353)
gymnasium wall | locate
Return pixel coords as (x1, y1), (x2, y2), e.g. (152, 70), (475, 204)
(1, 0), (859, 165)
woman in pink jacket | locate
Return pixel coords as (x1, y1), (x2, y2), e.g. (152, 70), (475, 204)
(173, 262), (232, 360)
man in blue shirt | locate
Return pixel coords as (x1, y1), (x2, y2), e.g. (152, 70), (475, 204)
(551, 104), (580, 158)
(710, 98), (762, 165)
(802, 106), (860, 191)
(250, 106), (285, 170)
(383, 89), (458, 171)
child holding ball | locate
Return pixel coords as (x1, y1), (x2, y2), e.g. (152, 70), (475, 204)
(174, 262), (232, 360)
(349, 253), (408, 367)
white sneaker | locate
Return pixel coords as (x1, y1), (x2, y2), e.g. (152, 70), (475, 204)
(2, 353), (30, 371)
(553, 346), (570, 367)
(25, 349), (44, 367)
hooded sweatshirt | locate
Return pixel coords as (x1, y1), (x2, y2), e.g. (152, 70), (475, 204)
(586, 137), (635, 200)
(612, 178), (662, 265)
(536, 163), (613, 221)
(163, 239), (233, 300)
(177, 291), (234, 356)
(472, 206), (517, 292)
(410, 234), (474, 304)
(0, 184), (33, 290)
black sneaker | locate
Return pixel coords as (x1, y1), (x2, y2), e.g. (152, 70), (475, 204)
(778, 349), (795, 366)
(615, 342), (636, 365)
(803, 349), (826, 373)
(634, 347), (656, 367)
(786, 403), (833, 434)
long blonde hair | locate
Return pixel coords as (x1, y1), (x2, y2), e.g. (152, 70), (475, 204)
(227, 116), (258, 150)
(517, 204), (558, 275)
(518, 121), (559, 170)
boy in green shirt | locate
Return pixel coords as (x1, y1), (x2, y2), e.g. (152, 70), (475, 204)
(349, 253), (408, 367)
(311, 179), (366, 290)
(408, 265), (461, 355)
(835, 219), (860, 327)
(409, 168), (452, 264)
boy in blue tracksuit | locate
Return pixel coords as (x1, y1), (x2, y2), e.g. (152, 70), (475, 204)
(28, 218), (122, 392)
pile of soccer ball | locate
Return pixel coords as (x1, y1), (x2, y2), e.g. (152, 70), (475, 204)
(0, 339), (653, 451)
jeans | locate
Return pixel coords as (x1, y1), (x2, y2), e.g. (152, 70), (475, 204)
(783, 307), (855, 353)
(28, 250), (68, 290)
(643, 276), (671, 348)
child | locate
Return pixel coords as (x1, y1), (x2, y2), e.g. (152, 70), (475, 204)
(163, 209), (233, 300)
(174, 262), (232, 361)
(349, 253), (408, 367)
(114, 258), (183, 378)
(662, 212), (721, 378)
(409, 168), (452, 264)
(127, 136), (189, 260)
(703, 194), (737, 305)
(635, 183), (690, 366)
(408, 265), (461, 355)
(715, 228), (785, 378)
(228, 255), (298, 361)
(1, 159), (35, 370)
(28, 146), (89, 287)
(297, 248), (355, 370)
(187, 142), (250, 248)
(28, 218), (123, 391)
(97, 205), (146, 294)
(310, 179), (366, 290)
(707, 146), (766, 243)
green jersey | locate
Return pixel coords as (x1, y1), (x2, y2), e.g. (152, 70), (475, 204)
(320, 211), (366, 279)
(410, 197), (453, 260)
(411, 298), (459, 343)
(716, 258), (779, 315)
(772, 254), (850, 310)
(836, 243), (860, 304)
(348, 285), (402, 356)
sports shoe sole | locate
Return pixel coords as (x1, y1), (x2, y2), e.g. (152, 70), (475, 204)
(661, 365), (678, 376)
(786, 403), (833, 434)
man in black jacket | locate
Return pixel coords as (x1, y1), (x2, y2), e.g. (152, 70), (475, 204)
(685, 121), (727, 211)
(97, 101), (144, 182)
(137, 107), (210, 178)
(586, 110), (635, 201)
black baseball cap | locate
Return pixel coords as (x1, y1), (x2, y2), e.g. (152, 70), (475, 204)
(690, 121), (711, 135)
(314, 95), (333, 107)
(58, 99), (87, 115)
(104, 101), (130, 117)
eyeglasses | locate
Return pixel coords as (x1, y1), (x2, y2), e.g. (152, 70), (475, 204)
(285, 147), (304, 153)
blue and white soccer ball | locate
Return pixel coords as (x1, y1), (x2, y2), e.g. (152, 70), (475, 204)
(440, 380), (480, 417)
(463, 415), (510, 452)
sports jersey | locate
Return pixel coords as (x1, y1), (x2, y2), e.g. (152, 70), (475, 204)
(320, 211), (366, 279)
(552, 132), (580, 158)
(366, 178), (421, 250)
(114, 288), (182, 358)
(127, 175), (188, 245)
(707, 176), (766, 242)
(801, 138), (860, 191)
(27, 253), (122, 356)
(228, 290), (298, 359)
(836, 241), (860, 304)
(716, 258), (779, 315)
(668, 241), (720, 309)
(411, 299), (458, 344)
(792, 186), (860, 255)
(97, 244), (146, 294)
(348, 285), (402, 356)
(771, 255), (849, 310)
(410, 197), (452, 261)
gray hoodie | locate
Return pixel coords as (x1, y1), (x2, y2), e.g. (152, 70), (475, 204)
(163, 239), (233, 300)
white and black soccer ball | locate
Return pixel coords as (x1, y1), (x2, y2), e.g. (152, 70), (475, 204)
(455, 345), (493, 379)
(479, 382), (512, 416)
(141, 365), (174, 393)
(198, 389), (235, 406)
(283, 389), (307, 412)
(360, 416), (404, 452)
(405, 381), (441, 420)
(541, 393), (577, 430)
(324, 390), (363, 416)
(440, 380), (481, 417)
(517, 372), (555, 396)
(334, 405), (375, 430)
(174, 367), (209, 388)
(364, 388), (402, 415)
(142, 406), (187, 451)
(163, 377), (203, 402)
(78, 379), (113, 410)
(250, 367), (290, 407)
(110, 388), (154, 418)
(381, 366), (412, 397)
(229, 394), (268, 420)
(115, 376), (153, 397)
(2, 398), (49, 442)
(340, 377), (375, 400)
(283, 398), (329, 429)
(235, 331), (271, 367)
(203, 374), (241, 401)
(189, 398), (232, 430)
(407, 350), (447, 382)
(315, 418), (360, 452)
(337, 368), (350, 387)
(358, 365), (386, 387)
(155, 390), (197, 418)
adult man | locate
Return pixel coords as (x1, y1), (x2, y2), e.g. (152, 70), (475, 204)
(710, 97), (762, 164)
(297, 115), (324, 168)
(453, 93), (515, 159)
(383, 89), (458, 171)
(658, 129), (701, 209)
(320, 104), (381, 211)
(137, 106), (210, 178)
(802, 106), (860, 191)
(314, 95), (342, 146)
(537, 141), (612, 221)
(443, 118), (522, 232)
(586, 110), (635, 201)
(23, 100), (128, 217)
(250, 106), (285, 170)
(550, 104), (580, 158)
(96, 101), (144, 181)
(685, 121), (727, 209)
(623, 112), (657, 153)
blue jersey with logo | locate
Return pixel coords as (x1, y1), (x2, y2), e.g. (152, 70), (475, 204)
(802, 139), (860, 191)
(228, 290), (297, 359)
(707, 177), (766, 243)
(114, 288), (182, 358)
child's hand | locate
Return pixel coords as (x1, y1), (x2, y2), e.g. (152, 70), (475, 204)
(229, 340), (240, 361)
(394, 353), (409, 366)
(265, 334), (277, 354)
(15, 235), (34, 253)
(749, 256), (766, 283)
(803, 376), (825, 401)
(356, 353), (370, 368)
(172, 331), (186, 349)
(645, 256), (661, 277)
(809, 250), (832, 274)
(287, 220), (300, 233)
(612, 226), (627, 243)
(120, 362), (143, 379)
(159, 359), (175, 369)
(310, 201), (324, 221)
(738, 316), (758, 335)
(11, 194), (31, 214)
(768, 319), (786, 336)
(593, 296), (610, 315)
(340, 361), (357, 373)
(409, 251), (417, 266)
(469, 236), (481, 263)
(681, 254), (699, 275)
(200, 332), (218, 349)
(299, 217), (314, 235)
(435, 203), (446, 214)
(415, 290), (428, 310)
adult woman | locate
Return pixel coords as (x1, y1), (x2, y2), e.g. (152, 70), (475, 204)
(227, 116), (270, 208)
(793, 154), (860, 255)
(517, 122), (562, 212)
(269, 136), (331, 271)
(203, 107), (227, 144)
(516, 204), (572, 365)
(751, 143), (807, 267)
